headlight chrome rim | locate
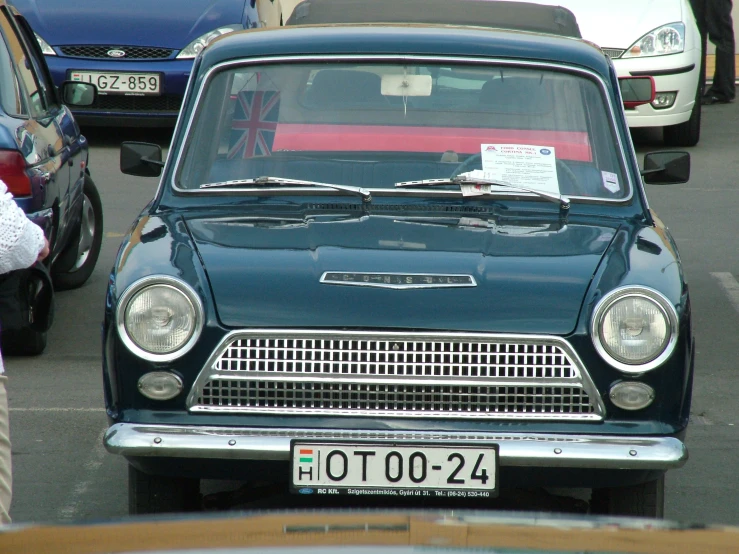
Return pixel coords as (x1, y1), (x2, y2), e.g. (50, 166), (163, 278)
(116, 276), (204, 362)
(591, 286), (679, 373)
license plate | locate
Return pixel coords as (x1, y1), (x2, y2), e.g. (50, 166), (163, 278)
(290, 441), (498, 497)
(69, 71), (160, 95)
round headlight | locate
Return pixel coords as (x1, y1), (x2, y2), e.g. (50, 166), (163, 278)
(117, 277), (203, 361)
(592, 287), (678, 373)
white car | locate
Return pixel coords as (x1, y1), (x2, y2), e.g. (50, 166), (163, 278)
(536, 0), (702, 146)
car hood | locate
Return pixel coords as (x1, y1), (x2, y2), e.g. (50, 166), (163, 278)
(14, 0), (247, 48)
(531, 0), (686, 48)
(185, 212), (618, 334)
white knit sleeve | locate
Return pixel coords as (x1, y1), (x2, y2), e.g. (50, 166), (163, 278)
(0, 180), (45, 275)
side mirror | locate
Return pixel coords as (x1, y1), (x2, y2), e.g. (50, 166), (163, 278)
(120, 141), (164, 177)
(60, 81), (96, 107)
(618, 76), (655, 109)
(642, 151), (690, 184)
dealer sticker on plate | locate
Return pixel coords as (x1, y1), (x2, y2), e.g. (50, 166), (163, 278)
(290, 441), (498, 497)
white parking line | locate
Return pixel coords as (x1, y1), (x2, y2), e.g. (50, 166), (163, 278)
(57, 427), (108, 521)
(711, 272), (739, 314)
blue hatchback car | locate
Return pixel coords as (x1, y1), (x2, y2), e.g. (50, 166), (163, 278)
(105, 0), (694, 518)
(13, 0), (268, 127)
(0, 1), (101, 354)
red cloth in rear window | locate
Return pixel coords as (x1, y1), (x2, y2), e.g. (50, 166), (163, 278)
(272, 125), (592, 162)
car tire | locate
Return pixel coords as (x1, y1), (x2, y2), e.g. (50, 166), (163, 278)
(663, 88), (701, 147)
(51, 175), (103, 291)
(589, 474), (665, 518)
(128, 465), (201, 515)
(0, 327), (47, 356)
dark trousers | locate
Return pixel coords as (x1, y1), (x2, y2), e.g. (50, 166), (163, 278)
(691, 0), (736, 100)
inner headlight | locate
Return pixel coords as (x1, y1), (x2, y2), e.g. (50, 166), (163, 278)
(591, 287), (678, 372)
(622, 23), (685, 58)
(34, 33), (55, 56)
(117, 277), (203, 360)
(176, 25), (241, 59)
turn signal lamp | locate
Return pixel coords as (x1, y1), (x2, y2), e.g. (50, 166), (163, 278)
(609, 381), (655, 411)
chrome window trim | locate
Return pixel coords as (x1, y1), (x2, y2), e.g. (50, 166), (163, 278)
(185, 329), (607, 420)
(168, 54), (636, 205)
(115, 275), (205, 362)
(590, 285), (680, 373)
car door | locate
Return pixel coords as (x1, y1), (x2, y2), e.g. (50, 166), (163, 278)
(13, 10), (85, 223)
(0, 5), (71, 247)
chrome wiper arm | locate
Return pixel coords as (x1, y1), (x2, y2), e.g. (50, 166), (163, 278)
(394, 176), (569, 210)
(200, 176), (371, 202)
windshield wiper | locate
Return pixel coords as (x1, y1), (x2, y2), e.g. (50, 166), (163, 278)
(200, 176), (371, 202)
(394, 176), (570, 210)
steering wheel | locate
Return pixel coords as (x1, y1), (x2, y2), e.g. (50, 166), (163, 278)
(450, 154), (584, 195)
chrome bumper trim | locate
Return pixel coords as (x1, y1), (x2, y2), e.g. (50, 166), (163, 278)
(104, 424), (688, 470)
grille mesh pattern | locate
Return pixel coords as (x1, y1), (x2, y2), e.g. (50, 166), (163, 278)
(190, 334), (603, 420)
(602, 48), (625, 59)
(216, 338), (575, 379)
(201, 380), (595, 416)
(60, 46), (173, 59)
(84, 94), (183, 113)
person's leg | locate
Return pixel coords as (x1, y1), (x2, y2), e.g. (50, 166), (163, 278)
(0, 375), (11, 524)
(705, 0), (736, 101)
(690, 0), (709, 95)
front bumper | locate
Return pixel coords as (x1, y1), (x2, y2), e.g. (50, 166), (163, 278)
(612, 49), (701, 127)
(104, 423), (688, 470)
(45, 56), (192, 124)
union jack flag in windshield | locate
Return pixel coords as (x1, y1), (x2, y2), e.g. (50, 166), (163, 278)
(228, 90), (280, 159)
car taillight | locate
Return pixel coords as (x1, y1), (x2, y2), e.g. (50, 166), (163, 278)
(0, 150), (31, 196)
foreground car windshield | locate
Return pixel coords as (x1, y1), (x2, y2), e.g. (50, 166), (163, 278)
(176, 61), (629, 200)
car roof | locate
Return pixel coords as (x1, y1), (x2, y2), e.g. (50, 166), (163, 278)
(202, 25), (608, 78)
(285, 0), (582, 38)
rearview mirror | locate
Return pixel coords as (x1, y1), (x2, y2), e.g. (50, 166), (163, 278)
(60, 81), (96, 107)
(642, 151), (690, 184)
(120, 141), (164, 177)
(619, 76), (655, 109)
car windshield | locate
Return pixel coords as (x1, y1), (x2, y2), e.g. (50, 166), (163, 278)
(176, 60), (630, 201)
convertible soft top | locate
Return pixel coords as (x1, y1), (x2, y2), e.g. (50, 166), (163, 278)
(285, 0), (582, 38)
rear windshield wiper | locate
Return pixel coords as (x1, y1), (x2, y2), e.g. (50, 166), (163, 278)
(200, 176), (371, 202)
(394, 175), (570, 210)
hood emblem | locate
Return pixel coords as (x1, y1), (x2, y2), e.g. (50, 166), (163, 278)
(320, 272), (476, 289)
(107, 49), (126, 58)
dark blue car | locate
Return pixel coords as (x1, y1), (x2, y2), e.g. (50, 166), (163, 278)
(13, 0), (264, 126)
(0, 0), (101, 354)
(104, 1), (694, 518)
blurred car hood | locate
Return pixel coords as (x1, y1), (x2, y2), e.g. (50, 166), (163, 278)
(185, 212), (617, 334)
(13, 0), (247, 48)
(0, 510), (730, 553)
(529, 0), (686, 48)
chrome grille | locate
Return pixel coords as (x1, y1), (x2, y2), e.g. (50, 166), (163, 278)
(188, 331), (604, 420)
(602, 48), (625, 59)
(60, 45), (173, 59)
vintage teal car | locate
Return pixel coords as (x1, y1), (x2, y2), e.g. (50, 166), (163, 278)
(103, 4), (694, 518)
